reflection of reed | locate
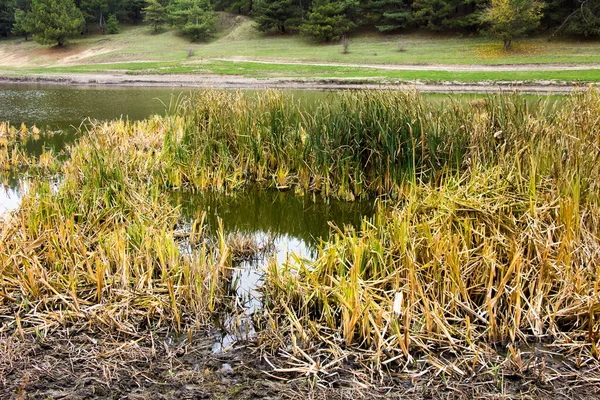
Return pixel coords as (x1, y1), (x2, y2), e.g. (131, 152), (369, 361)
(173, 188), (375, 245)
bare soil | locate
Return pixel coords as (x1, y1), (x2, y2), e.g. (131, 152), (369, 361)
(2, 330), (600, 400)
(0, 72), (593, 93)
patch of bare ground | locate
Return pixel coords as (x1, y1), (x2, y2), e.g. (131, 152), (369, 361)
(0, 47), (33, 68)
(0, 40), (119, 68)
(0, 73), (592, 93)
(56, 46), (119, 66)
(1, 331), (599, 399)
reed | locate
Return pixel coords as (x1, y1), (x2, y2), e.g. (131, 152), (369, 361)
(263, 88), (600, 374)
(67, 90), (574, 202)
(2, 89), (600, 382)
(0, 173), (233, 337)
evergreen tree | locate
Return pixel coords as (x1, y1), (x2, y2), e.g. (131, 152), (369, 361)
(12, 7), (32, 39)
(555, 0), (600, 36)
(80, 0), (116, 34)
(167, 0), (217, 41)
(28, 0), (85, 45)
(106, 12), (119, 32)
(412, 0), (486, 31)
(367, 0), (413, 32)
(253, 0), (301, 33)
(123, 0), (145, 23)
(0, 0), (16, 36)
(213, 0), (253, 14)
(143, 0), (165, 32)
(228, 0), (252, 14)
(481, 0), (544, 49)
(300, 0), (356, 41)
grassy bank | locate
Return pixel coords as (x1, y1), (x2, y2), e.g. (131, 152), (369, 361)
(1, 18), (600, 84)
(22, 59), (599, 83)
(1, 90), (600, 391)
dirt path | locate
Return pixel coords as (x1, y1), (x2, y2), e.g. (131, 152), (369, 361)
(215, 57), (600, 72)
(1, 72), (594, 93)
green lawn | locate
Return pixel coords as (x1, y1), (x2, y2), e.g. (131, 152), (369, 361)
(1, 14), (600, 83)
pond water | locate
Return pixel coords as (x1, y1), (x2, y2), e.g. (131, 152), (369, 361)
(0, 83), (377, 350)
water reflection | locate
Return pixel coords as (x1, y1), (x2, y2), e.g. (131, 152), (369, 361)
(174, 188), (374, 246)
(0, 184), (23, 215)
(174, 188), (375, 352)
(0, 84), (182, 131)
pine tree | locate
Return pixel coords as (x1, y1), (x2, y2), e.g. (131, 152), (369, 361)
(481, 0), (544, 49)
(300, 0), (356, 41)
(28, 0), (85, 46)
(367, 0), (413, 32)
(253, 0), (301, 33)
(413, 0), (486, 31)
(106, 13), (119, 33)
(0, 0), (17, 36)
(12, 8), (32, 39)
(80, 0), (111, 34)
(556, 0), (600, 36)
(124, 0), (146, 24)
(143, 0), (165, 32)
(167, 0), (217, 41)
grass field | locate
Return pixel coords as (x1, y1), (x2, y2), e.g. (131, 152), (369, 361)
(1, 15), (600, 83)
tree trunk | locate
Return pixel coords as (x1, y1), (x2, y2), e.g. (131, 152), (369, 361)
(503, 39), (511, 50)
(100, 12), (105, 34)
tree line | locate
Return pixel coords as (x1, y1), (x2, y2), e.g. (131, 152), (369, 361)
(0, 0), (598, 47)
(249, 0), (599, 43)
(0, 0), (220, 45)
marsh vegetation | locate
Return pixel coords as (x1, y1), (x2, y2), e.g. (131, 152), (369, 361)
(1, 88), (600, 397)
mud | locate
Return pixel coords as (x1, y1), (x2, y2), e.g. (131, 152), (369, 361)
(0, 72), (593, 94)
(2, 331), (600, 400)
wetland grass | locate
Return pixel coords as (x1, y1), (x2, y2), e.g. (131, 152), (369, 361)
(1, 89), (600, 390)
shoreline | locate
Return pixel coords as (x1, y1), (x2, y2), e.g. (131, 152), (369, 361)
(0, 72), (593, 93)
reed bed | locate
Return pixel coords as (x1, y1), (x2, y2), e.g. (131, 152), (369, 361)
(0, 154), (235, 337)
(76, 90), (565, 200)
(1, 89), (600, 388)
(263, 89), (600, 377)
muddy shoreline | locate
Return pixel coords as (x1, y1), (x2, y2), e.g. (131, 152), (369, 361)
(2, 331), (600, 400)
(0, 72), (594, 93)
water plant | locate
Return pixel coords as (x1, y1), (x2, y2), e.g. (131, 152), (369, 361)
(1, 89), (600, 388)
